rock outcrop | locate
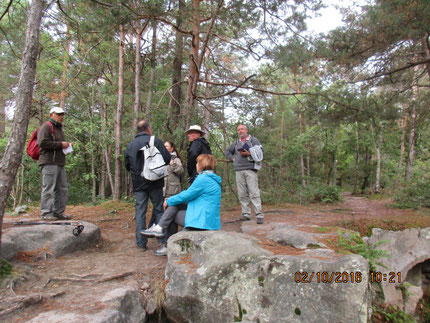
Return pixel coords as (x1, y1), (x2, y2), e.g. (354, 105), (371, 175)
(27, 286), (146, 323)
(164, 231), (369, 323)
(1, 221), (100, 260)
(367, 227), (430, 315)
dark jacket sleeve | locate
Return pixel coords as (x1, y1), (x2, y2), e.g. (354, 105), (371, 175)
(154, 136), (171, 165)
(124, 144), (131, 171)
(187, 140), (202, 176)
(37, 123), (62, 150)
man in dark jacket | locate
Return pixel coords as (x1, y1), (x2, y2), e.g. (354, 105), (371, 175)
(185, 125), (212, 184)
(125, 120), (171, 250)
(37, 106), (74, 220)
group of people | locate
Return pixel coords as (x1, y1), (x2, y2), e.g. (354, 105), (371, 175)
(37, 107), (264, 257)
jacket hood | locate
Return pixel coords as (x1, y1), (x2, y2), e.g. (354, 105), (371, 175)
(201, 171), (222, 185)
(194, 137), (210, 149)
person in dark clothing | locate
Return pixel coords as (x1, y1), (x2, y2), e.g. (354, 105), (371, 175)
(185, 125), (212, 184)
(125, 120), (171, 251)
(37, 106), (74, 220)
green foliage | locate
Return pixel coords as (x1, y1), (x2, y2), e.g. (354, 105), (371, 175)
(372, 305), (415, 323)
(0, 258), (12, 281)
(336, 230), (389, 271)
(298, 183), (342, 204)
(393, 177), (430, 209)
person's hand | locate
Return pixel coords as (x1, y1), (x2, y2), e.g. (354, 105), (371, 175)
(239, 150), (250, 157)
(70, 142), (74, 146)
(163, 198), (168, 210)
(61, 142), (69, 149)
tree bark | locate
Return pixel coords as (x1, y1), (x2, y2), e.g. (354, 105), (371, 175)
(0, 0), (45, 251)
(113, 24), (125, 200)
(405, 70), (419, 183)
(133, 25), (144, 133)
(59, 22), (70, 110)
(421, 33), (430, 80)
(99, 101), (107, 199)
(405, 106), (416, 183)
(168, 0), (185, 131)
(394, 110), (408, 189)
(145, 19), (157, 115)
(374, 125), (383, 193)
(0, 103), (5, 137)
(298, 111), (306, 188)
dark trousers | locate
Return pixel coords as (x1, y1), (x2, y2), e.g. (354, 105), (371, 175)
(134, 188), (164, 248)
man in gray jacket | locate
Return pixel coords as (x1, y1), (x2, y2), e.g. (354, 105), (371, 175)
(226, 124), (264, 224)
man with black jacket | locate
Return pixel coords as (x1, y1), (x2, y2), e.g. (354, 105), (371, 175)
(37, 106), (74, 220)
(185, 125), (212, 184)
(125, 120), (171, 251)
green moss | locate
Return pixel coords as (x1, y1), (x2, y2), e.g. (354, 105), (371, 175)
(0, 258), (12, 281)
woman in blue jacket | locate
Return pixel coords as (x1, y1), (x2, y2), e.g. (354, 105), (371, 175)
(142, 154), (221, 255)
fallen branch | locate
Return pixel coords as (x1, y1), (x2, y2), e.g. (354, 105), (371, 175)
(97, 271), (134, 283)
(0, 291), (65, 318)
(44, 271), (134, 287)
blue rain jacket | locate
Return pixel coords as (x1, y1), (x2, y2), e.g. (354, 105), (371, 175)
(166, 171), (222, 230)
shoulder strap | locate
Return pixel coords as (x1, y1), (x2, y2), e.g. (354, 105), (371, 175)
(149, 136), (155, 147)
(46, 121), (54, 134)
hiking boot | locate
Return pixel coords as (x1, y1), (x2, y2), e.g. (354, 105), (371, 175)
(240, 215), (251, 221)
(154, 245), (167, 256)
(256, 217), (264, 224)
(55, 214), (72, 220)
(141, 224), (164, 238)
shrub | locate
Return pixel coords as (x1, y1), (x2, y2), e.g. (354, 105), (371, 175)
(298, 183), (342, 204)
(393, 179), (430, 209)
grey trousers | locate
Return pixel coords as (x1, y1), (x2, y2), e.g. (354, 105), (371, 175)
(235, 169), (263, 218)
(40, 165), (68, 217)
(158, 204), (186, 241)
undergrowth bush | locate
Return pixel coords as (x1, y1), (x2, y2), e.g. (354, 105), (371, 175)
(393, 179), (430, 209)
(298, 183), (342, 204)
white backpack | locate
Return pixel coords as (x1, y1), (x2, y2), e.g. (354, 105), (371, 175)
(140, 136), (168, 181)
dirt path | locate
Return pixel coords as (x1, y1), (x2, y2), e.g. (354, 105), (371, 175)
(1, 194), (429, 322)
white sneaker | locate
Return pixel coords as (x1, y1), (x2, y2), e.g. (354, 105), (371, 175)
(154, 244), (168, 256)
(141, 224), (164, 238)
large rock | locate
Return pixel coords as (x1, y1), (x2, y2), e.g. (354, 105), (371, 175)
(164, 231), (369, 323)
(367, 228), (430, 314)
(27, 286), (146, 323)
(1, 221), (100, 260)
(266, 224), (328, 248)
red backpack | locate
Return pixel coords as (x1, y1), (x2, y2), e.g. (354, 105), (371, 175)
(26, 121), (54, 160)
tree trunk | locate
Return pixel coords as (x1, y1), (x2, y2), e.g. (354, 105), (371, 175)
(0, 0), (45, 251)
(298, 111), (306, 188)
(99, 101), (107, 199)
(168, 0), (185, 131)
(405, 106), (416, 183)
(374, 126), (383, 193)
(352, 122), (360, 194)
(0, 102), (5, 137)
(145, 19), (157, 115)
(421, 33), (430, 80)
(405, 70), (419, 183)
(113, 24), (125, 200)
(185, 0), (201, 110)
(132, 25), (144, 133)
(59, 23), (70, 110)
(394, 111), (408, 189)
(361, 147), (370, 194)
(203, 49), (211, 138)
